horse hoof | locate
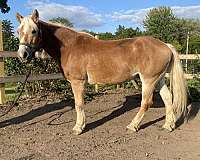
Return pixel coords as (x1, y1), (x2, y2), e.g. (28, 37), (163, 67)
(126, 124), (139, 132)
(72, 126), (83, 135)
(72, 129), (82, 135)
(162, 124), (174, 132)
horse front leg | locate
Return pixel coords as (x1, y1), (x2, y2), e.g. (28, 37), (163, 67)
(71, 79), (86, 135)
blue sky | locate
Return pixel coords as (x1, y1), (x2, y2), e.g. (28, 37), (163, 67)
(0, 0), (200, 33)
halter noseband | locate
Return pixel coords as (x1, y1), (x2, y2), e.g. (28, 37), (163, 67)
(19, 42), (39, 49)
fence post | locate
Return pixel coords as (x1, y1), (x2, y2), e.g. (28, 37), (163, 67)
(0, 21), (6, 104)
(131, 80), (139, 90)
(95, 84), (99, 93)
(116, 84), (120, 89)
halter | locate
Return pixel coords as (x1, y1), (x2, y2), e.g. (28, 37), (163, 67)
(19, 42), (39, 49)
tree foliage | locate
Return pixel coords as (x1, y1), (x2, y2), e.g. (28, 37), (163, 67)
(2, 20), (25, 76)
(115, 25), (143, 39)
(143, 6), (177, 42)
(0, 0), (10, 13)
(98, 32), (115, 40)
(175, 19), (200, 53)
(2, 20), (18, 51)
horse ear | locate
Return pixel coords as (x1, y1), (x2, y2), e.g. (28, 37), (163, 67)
(31, 9), (39, 23)
(16, 13), (23, 23)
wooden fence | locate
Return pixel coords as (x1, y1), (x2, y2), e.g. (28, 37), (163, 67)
(0, 50), (199, 103)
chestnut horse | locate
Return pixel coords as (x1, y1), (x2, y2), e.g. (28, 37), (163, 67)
(16, 10), (187, 135)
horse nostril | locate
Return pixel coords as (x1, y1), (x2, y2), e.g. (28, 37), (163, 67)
(23, 51), (28, 59)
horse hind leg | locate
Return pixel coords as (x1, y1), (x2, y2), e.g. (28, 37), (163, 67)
(127, 76), (156, 132)
(158, 78), (176, 131)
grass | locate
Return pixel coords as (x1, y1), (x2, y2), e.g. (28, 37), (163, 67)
(4, 83), (27, 102)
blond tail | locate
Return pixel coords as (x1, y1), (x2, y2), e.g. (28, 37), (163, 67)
(166, 44), (187, 121)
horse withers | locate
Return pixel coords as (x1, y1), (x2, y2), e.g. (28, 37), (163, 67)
(16, 9), (187, 135)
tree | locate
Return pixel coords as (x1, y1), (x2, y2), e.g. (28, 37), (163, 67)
(2, 20), (25, 76)
(2, 20), (18, 51)
(189, 35), (200, 53)
(174, 19), (200, 52)
(115, 25), (142, 39)
(49, 17), (73, 27)
(0, 0), (10, 13)
(98, 32), (115, 40)
(143, 6), (177, 43)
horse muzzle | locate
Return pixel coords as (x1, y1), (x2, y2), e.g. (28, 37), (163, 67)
(17, 45), (35, 63)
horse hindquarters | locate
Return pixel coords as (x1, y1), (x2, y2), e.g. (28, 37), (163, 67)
(126, 41), (176, 132)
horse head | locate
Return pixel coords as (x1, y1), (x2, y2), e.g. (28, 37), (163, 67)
(16, 9), (42, 63)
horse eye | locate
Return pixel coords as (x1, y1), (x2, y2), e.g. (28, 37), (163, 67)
(32, 30), (37, 34)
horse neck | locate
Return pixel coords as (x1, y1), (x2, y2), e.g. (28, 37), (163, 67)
(39, 21), (77, 61)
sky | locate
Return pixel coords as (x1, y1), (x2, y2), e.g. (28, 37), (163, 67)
(0, 0), (200, 33)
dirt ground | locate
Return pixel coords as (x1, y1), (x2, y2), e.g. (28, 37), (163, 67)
(0, 89), (200, 160)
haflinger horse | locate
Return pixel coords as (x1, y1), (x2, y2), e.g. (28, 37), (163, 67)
(16, 10), (187, 135)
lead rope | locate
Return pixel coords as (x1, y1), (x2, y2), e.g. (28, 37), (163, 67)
(0, 65), (32, 118)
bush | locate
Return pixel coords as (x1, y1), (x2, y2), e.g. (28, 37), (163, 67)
(5, 57), (72, 96)
(187, 78), (200, 101)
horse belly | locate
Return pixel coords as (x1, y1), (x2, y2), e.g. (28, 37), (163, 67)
(87, 66), (132, 84)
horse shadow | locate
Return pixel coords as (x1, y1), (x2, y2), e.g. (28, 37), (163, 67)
(0, 92), (166, 130)
(84, 92), (166, 133)
(175, 94), (200, 128)
(0, 100), (74, 128)
(186, 102), (200, 121)
(1, 92), (196, 131)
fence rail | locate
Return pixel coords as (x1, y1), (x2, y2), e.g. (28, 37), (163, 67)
(1, 51), (200, 59)
(0, 51), (199, 79)
(0, 51), (17, 58)
(0, 73), (64, 84)
(0, 51), (199, 84)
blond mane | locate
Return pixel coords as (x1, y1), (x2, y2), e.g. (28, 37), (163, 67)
(47, 21), (66, 27)
(47, 21), (94, 38)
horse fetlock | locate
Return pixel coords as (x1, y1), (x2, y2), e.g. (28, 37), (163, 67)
(163, 112), (176, 132)
(166, 111), (176, 124)
(77, 110), (85, 122)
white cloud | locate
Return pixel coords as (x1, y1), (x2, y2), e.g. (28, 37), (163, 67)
(109, 8), (151, 24)
(110, 5), (200, 25)
(26, 0), (103, 29)
(172, 5), (200, 19)
(25, 2), (200, 31)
